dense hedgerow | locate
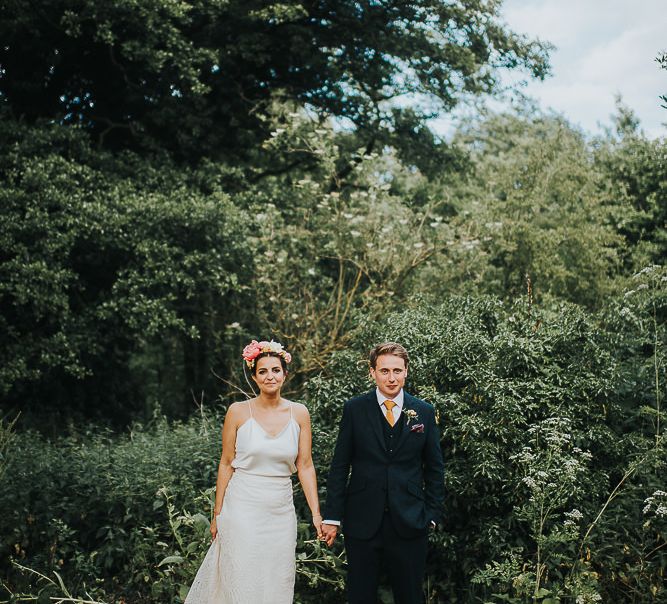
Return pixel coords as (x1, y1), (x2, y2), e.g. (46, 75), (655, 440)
(2, 295), (665, 603)
(307, 294), (666, 603)
(0, 413), (221, 601)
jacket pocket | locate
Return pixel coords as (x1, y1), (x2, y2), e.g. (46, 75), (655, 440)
(407, 481), (425, 500)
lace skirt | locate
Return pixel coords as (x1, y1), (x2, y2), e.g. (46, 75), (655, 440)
(184, 471), (297, 604)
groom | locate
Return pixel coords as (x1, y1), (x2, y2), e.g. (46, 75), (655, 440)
(321, 342), (445, 604)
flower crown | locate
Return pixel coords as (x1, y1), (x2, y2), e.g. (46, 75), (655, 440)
(242, 339), (292, 369)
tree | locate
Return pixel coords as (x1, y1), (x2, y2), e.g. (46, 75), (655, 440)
(594, 104), (667, 271)
(657, 51), (667, 109)
(0, 0), (550, 168)
(230, 109), (458, 372)
(0, 120), (252, 423)
(410, 109), (625, 307)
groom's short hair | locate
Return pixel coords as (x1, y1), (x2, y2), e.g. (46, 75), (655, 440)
(369, 342), (409, 369)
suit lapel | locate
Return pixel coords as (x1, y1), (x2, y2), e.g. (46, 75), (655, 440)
(393, 393), (416, 455)
(363, 391), (386, 451)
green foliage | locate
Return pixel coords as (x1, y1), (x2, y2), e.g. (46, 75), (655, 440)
(0, 0), (550, 164)
(307, 295), (666, 602)
(602, 265), (667, 430)
(0, 414), (221, 602)
(594, 117), (667, 271)
(0, 121), (252, 421)
(242, 107), (460, 373)
(424, 110), (626, 307)
(2, 105), (665, 427)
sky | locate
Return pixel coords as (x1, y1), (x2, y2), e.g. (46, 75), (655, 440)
(500, 0), (666, 138)
(433, 0), (666, 139)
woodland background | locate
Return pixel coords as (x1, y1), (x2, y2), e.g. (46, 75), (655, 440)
(0, 1), (665, 602)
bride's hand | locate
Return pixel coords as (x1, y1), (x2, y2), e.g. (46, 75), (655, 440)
(320, 523), (338, 547)
(210, 516), (218, 541)
(312, 514), (323, 540)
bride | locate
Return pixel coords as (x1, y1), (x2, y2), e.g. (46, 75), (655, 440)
(184, 340), (323, 603)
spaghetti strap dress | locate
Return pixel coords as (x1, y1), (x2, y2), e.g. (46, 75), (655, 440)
(184, 401), (300, 603)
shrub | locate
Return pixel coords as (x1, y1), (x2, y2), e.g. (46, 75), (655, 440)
(306, 295), (665, 602)
(2, 293), (664, 603)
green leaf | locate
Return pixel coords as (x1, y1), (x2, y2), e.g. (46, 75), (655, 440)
(192, 512), (210, 528)
(158, 555), (184, 567)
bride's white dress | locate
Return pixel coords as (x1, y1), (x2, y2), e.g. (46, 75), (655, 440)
(184, 402), (300, 604)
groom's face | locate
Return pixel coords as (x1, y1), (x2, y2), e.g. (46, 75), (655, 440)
(370, 354), (407, 399)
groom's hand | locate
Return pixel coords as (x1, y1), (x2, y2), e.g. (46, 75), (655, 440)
(321, 523), (338, 546)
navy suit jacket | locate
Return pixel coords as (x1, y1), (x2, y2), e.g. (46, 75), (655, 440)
(323, 390), (445, 539)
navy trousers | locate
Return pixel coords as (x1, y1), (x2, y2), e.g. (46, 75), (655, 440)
(344, 511), (428, 604)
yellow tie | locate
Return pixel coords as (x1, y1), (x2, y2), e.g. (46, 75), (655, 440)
(384, 400), (396, 426)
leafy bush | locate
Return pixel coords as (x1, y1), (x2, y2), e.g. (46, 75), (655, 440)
(307, 295), (665, 602)
(2, 292), (664, 603)
(0, 413), (220, 601)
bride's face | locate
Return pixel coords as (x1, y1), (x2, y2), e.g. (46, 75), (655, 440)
(252, 356), (286, 394)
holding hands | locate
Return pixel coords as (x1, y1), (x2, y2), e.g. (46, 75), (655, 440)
(320, 523), (338, 547)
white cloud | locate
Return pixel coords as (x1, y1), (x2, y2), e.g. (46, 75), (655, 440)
(499, 0), (667, 138)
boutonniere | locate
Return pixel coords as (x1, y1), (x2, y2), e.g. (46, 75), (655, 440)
(410, 423), (425, 433)
(403, 408), (419, 425)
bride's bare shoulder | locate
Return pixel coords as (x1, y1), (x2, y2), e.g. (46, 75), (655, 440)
(225, 400), (254, 422)
(289, 401), (311, 421)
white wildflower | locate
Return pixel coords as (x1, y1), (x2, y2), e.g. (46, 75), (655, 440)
(522, 477), (537, 489)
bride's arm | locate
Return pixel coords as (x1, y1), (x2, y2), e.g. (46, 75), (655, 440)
(210, 402), (243, 537)
(294, 404), (323, 538)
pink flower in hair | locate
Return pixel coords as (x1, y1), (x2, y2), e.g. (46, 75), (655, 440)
(241, 341), (263, 366)
(241, 339), (291, 368)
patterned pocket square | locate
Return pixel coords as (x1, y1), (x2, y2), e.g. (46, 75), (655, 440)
(410, 423), (425, 433)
